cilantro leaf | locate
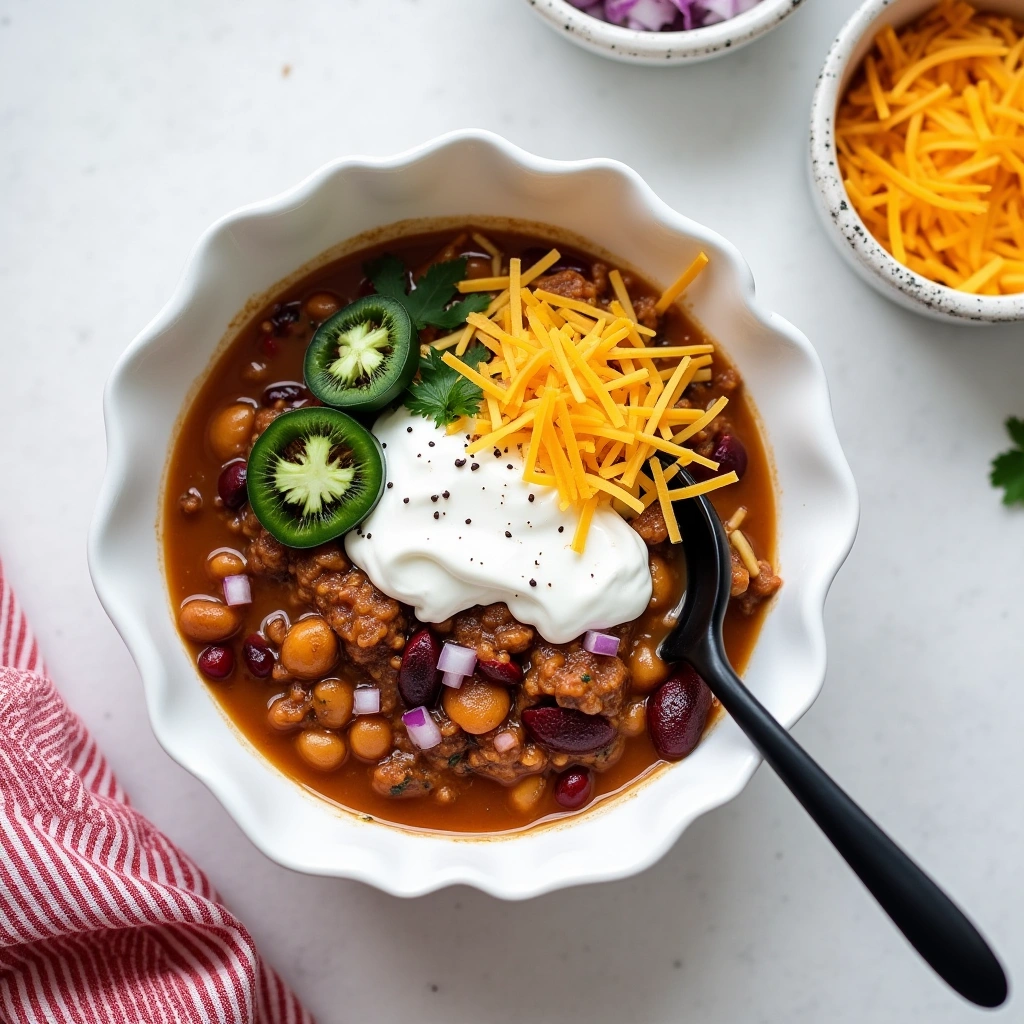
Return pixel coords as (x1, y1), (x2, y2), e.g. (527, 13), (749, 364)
(365, 255), (491, 331)
(404, 345), (491, 427)
(991, 417), (1024, 506)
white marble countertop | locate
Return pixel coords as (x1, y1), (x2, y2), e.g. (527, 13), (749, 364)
(2, 0), (1022, 1020)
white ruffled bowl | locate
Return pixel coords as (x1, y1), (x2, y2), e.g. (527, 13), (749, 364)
(522, 0), (806, 65)
(89, 130), (858, 899)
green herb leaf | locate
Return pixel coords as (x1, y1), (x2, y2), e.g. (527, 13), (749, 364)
(365, 255), (490, 331)
(404, 345), (491, 427)
(990, 417), (1024, 506)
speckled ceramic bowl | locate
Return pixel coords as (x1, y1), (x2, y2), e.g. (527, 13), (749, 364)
(809, 0), (1024, 324)
(523, 0), (806, 65)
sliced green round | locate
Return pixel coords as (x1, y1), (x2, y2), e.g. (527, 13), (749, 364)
(304, 294), (415, 411)
(246, 407), (385, 548)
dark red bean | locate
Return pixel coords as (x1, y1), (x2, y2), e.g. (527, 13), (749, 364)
(519, 246), (591, 278)
(647, 665), (712, 760)
(477, 658), (523, 686)
(242, 634), (274, 678)
(261, 381), (309, 407)
(217, 461), (248, 510)
(198, 645), (234, 680)
(399, 628), (442, 707)
(689, 434), (748, 483)
(521, 706), (616, 754)
(554, 768), (594, 810)
(269, 301), (302, 334)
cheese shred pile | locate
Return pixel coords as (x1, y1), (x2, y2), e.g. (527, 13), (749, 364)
(431, 247), (738, 553)
(836, 0), (1024, 295)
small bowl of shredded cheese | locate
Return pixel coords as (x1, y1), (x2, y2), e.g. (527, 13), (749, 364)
(810, 0), (1024, 323)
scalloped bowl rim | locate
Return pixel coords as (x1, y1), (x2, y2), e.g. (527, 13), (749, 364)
(522, 0), (807, 64)
(809, 0), (1024, 323)
(88, 130), (858, 899)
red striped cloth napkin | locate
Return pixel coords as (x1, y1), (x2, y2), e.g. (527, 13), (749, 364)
(0, 560), (313, 1023)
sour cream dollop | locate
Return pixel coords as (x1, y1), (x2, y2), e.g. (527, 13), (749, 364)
(345, 407), (652, 644)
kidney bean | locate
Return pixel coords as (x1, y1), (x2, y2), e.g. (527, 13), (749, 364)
(521, 706), (616, 754)
(554, 768), (594, 810)
(689, 434), (748, 483)
(261, 381), (309, 408)
(242, 634), (274, 678)
(198, 645), (234, 680)
(217, 461), (248, 510)
(647, 665), (712, 760)
(399, 628), (442, 707)
(477, 658), (523, 686)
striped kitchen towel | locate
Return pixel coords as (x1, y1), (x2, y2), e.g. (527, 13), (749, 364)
(0, 559), (313, 1023)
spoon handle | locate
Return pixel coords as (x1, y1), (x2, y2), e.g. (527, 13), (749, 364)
(689, 639), (1008, 1009)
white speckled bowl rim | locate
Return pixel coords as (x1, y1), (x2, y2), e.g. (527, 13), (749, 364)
(89, 130), (859, 899)
(809, 0), (1024, 323)
(524, 0), (806, 65)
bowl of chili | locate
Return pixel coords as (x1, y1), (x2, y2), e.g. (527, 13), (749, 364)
(89, 130), (858, 897)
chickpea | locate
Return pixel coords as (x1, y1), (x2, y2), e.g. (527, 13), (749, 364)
(268, 694), (309, 731)
(648, 554), (675, 610)
(179, 599), (240, 643)
(207, 549), (246, 579)
(442, 679), (510, 735)
(629, 639), (671, 693)
(208, 403), (255, 461)
(280, 616), (338, 680)
(296, 729), (347, 771)
(304, 292), (341, 321)
(349, 717), (393, 761)
(509, 775), (546, 814)
(622, 699), (648, 737)
(312, 678), (354, 729)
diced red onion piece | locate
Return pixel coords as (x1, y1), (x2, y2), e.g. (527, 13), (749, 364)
(353, 688), (380, 716)
(493, 731), (517, 754)
(582, 630), (620, 657)
(438, 642), (476, 676)
(402, 706), (442, 750)
(442, 671), (466, 690)
(222, 574), (252, 607)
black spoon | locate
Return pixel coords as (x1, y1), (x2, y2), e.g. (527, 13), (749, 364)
(660, 469), (1008, 1009)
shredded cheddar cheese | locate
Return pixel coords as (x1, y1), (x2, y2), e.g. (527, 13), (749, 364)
(836, 0), (1024, 295)
(436, 247), (732, 551)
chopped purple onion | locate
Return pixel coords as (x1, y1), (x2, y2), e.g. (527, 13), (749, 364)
(353, 688), (380, 716)
(402, 706), (442, 750)
(222, 574), (252, 607)
(438, 642), (476, 676)
(569, 0), (763, 30)
(493, 731), (517, 754)
(582, 630), (620, 657)
(442, 670), (466, 690)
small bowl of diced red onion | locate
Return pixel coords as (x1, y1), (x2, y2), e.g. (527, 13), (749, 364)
(523, 0), (804, 64)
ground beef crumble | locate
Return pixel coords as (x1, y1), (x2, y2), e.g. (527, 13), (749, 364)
(524, 637), (631, 718)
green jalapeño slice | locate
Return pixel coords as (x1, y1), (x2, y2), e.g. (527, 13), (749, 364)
(246, 407), (385, 548)
(304, 294), (416, 411)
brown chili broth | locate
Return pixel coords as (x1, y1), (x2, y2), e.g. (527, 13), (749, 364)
(162, 227), (778, 833)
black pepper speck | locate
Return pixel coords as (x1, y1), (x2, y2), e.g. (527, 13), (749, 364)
(471, 463), (480, 471)
(529, 579), (537, 587)
(505, 530), (511, 538)
(433, 511), (439, 520)
(428, 441), (435, 447)
(442, 490), (450, 499)
(528, 494), (535, 503)
(403, 497), (410, 504)
(407, 426), (413, 433)
(507, 464), (513, 470)
(386, 482), (394, 489)
(465, 518), (472, 525)
(431, 494), (439, 502)
(558, 526), (564, 533)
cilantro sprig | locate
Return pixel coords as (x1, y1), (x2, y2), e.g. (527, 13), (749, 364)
(990, 417), (1024, 506)
(404, 345), (491, 427)
(365, 255), (490, 331)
